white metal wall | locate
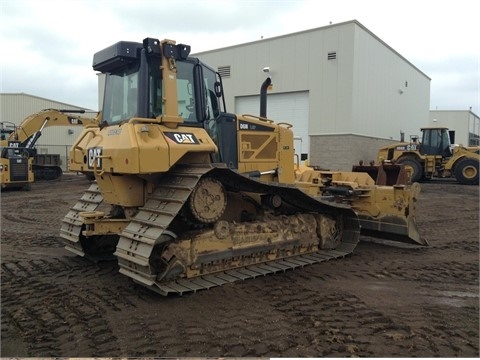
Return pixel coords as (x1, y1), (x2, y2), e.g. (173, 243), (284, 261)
(195, 20), (431, 167)
(429, 110), (480, 146)
(350, 26), (431, 139)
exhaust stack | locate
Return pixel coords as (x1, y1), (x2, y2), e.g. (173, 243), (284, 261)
(260, 77), (272, 118)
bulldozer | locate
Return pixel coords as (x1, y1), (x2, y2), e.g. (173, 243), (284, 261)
(376, 126), (479, 185)
(0, 109), (99, 181)
(60, 38), (425, 296)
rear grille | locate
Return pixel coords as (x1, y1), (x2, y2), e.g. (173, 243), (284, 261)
(9, 158), (28, 181)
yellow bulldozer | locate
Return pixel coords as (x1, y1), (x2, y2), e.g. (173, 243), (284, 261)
(60, 38), (426, 296)
(376, 126), (479, 185)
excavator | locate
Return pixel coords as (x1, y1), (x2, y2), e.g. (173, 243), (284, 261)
(60, 38), (426, 296)
(0, 109), (99, 181)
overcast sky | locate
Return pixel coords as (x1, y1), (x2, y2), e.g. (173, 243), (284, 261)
(1, 0), (478, 114)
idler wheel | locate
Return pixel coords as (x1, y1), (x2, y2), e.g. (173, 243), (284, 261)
(214, 220), (231, 239)
(189, 177), (227, 223)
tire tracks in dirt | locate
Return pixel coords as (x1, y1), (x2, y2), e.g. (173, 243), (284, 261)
(1, 176), (478, 357)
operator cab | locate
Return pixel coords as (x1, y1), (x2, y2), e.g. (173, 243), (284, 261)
(1, 122), (16, 141)
(1, 146), (29, 159)
(93, 38), (223, 127)
(92, 37), (237, 166)
(420, 127), (453, 158)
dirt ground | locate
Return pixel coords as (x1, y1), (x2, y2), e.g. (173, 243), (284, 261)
(1, 173), (478, 357)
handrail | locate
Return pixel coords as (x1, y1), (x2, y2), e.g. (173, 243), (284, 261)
(92, 154), (111, 176)
(294, 153), (300, 170)
(277, 122), (293, 129)
(71, 129), (99, 164)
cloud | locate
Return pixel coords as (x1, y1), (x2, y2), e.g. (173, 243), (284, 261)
(1, 0), (479, 113)
(421, 55), (479, 111)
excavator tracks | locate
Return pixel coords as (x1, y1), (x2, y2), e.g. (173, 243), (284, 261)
(113, 165), (360, 296)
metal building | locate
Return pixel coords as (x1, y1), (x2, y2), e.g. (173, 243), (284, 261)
(0, 93), (96, 171)
(429, 110), (480, 146)
(195, 20), (431, 170)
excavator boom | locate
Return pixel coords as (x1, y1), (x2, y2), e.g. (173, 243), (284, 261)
(1, 109), (99, 147)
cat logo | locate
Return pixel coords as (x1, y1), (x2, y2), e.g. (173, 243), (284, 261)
(395, 144), (417, 151)
(164, 132), (199, 144)
(69, 117), (80, 125)
(87, 147), (102, 169)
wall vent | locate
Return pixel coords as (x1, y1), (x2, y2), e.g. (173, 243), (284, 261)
(218, 65), (231, 78)
(327, 51), (337, 60)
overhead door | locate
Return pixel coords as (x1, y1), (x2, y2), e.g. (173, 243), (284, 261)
(235, 91), (310, 158)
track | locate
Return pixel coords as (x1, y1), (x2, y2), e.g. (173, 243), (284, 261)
(115, 165), (212, 289)
(60, 182), (104, 256)
(66, 165), (359, 295)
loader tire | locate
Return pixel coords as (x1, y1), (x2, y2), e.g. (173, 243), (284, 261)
(397, 157), (422, 183)
(454, 158), (479, 185)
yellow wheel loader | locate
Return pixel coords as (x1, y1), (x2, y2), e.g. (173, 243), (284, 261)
(377, 126), (479, 185)
(0, 109), (99, 180)
(60, 38), (425, 296)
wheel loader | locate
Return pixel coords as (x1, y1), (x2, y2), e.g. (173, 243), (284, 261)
(0, 109), (99, 180)
(376, 126), (479, 185)
(60, 38), (425, 296)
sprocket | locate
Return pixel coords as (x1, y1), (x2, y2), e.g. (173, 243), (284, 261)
(188, 177), (227, 223)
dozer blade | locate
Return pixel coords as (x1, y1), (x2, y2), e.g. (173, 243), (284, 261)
(356, 209), (425, 246)
(350, 163), (426, 245)
(325, 200), (425, 246)
(349, 181), (426, 246)
(316, 164), (426, 246)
